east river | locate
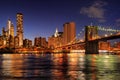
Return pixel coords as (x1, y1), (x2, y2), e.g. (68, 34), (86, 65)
(0, 53), (120, 80)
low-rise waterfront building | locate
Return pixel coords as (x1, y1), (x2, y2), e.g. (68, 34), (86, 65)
(99, 41), (111, 50)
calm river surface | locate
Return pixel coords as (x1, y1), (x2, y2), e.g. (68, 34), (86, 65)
(0, 53), (120, 80)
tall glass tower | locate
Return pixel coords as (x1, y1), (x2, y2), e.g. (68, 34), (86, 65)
(16, 13), (23, 47)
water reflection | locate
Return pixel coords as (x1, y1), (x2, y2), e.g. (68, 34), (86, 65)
(85, 54), (120, 80)
(0, 53), (120, 80)
(2, 54), (24, 77)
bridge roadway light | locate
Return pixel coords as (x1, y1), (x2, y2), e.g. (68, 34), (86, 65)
(80, 39), (83, 42)
(110, 33), (113, 35)
(105, 34), (108, 37)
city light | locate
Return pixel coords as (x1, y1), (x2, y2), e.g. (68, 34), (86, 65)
(0, 0), (120, 80)
(104, 34), (108, 37)
(0, 13), (119, 54)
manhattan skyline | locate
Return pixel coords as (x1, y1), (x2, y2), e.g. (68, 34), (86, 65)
(0, 0), (120, 41)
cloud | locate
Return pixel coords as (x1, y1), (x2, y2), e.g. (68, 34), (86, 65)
(80, 0), (107, 23)
(116, 19), (120, 27)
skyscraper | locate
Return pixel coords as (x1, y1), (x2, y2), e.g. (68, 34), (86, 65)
(7, 19), (11, 36)
(16, 13), (23, 47)
(3, 19), (15, 48)
(63, 22), (76, 45)
(7, 19), (14, 48)
(7, 19), (14, 38)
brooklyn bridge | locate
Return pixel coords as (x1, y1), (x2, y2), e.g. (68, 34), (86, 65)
(55, 25), (120, 54)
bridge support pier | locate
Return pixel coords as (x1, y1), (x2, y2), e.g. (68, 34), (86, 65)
(85, 40), (99, 54)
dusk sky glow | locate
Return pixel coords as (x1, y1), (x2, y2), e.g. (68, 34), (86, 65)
(0, 0), (120, 41)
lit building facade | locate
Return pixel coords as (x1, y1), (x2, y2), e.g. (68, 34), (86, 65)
(116, 42), (120, 49)
(99, 41), (110, 50)
(34, 37), (48, 48)
(0, 19), (15, 48)
(23, 39), (32, 48)
(48, 36), (63, 49)
(7, 19), (14, 48)
(16, 13), (24, 48)
(0, 35), (3, 46)
(63, 22), (76, 45)
(48, 28), (63, 49)
(34, 37), (41, 47)
(10, 23), (14, 38)
(14, 36), (19, 48)
(41, 38), (48, 48)
(2, 27), (7, 46)
(0, 13), (25, 49)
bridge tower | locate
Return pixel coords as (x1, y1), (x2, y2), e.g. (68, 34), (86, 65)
(85, 26), (99, 54)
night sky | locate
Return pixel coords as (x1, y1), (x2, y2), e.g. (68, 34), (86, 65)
(0, 0), (120, 41)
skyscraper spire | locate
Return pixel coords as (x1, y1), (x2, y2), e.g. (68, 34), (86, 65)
(7, 19), (12, 36)
(54, 28), (59, 37)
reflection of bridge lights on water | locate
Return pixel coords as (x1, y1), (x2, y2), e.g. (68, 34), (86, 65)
(78, 71), (85, 80)
(104, 55), (110, 59)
